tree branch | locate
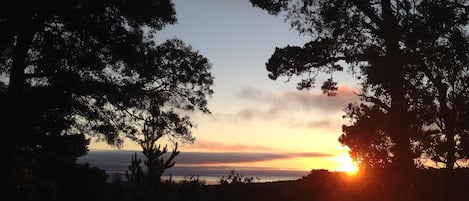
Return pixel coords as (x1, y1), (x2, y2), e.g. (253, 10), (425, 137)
(351, 0), (383, 29)
(356, 92), (391, 111)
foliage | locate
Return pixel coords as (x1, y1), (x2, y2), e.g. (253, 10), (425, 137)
(181, 174), (206, 185)
(124, 114), (181, 201)
(1, 0), (213, 199)
(410, 30), (469, 169)
(250, 0), (469, 169)
(340, 1), (469, 169)
(340, 103), (395, 169)
(126, 152), (144, 184)
(104, 169), (469, 201)
(219, 170), (260, 185)
(176, 174), (206, 201)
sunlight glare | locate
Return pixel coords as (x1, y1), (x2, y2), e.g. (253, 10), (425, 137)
(334, 153), (359, 175)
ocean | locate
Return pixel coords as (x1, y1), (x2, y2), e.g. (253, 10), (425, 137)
(79, 150), (309, 185)
(107, 172), (305, 185)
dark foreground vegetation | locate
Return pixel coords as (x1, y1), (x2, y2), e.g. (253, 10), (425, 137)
(101, 169), (469, 201)
(6, 165), (469, 201)
(2, 1), (468, 201)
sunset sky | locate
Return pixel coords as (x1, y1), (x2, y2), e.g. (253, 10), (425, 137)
(86, 0), (362, 174)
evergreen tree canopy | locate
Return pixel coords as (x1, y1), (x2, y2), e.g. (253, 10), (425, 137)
(1, 0), (213, 146)
(251, 0), (468, 169)
(1, 0), (213, 199)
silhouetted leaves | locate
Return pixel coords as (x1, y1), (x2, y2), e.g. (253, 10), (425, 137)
(219, 170), (260, 185)
(1, 0), (213, 200)
(251, 0), (469, 170)
(340, 103), (394, 169)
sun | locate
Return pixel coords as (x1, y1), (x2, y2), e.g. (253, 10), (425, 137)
(334, 153), (359, 175)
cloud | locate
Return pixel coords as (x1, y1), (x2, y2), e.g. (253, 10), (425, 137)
(289, 119), (336, 129)
(282, 85), (359, 112)
(181, 140), (279, 152)
(238, 87), (266, 100)
(237, 107), (283, 121)
(78, 150), (332, 174)
(174, 152), (331, 165)
(234, 85), (359, 122)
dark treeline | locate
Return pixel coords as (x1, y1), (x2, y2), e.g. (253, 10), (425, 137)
(99, 168), (469, 201)
(187, 169), (469, 201)
(1, 0), (469, 201)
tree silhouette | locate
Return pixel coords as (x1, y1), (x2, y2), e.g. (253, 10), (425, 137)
(1, 0), (213, 199)
(340, 103), (394, 169)
(125, 107), (182, 201)
(219, 170), (260, 185)
(408, 22), (469, 169)
(250, 0), (468, 170)
(126, 152), (144, 184)
(341, 57), (469, 170)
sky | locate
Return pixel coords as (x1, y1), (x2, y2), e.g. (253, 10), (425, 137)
(85, 0), (362, 175)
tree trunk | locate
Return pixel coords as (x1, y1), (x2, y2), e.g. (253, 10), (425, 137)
(8, 26), (35, 94)
(443, 105), (456, 170)
(381, 0), (414, 170)
(387, 60), (414, 170)
(434, 82), (456, 170)
(446, 131), (456, 170)
(4, 18), (37, 195)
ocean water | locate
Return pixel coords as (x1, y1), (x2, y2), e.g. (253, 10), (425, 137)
(164, 175), (303, 185)
(79, 150), (310, 185)
(108, 172), (303, 185)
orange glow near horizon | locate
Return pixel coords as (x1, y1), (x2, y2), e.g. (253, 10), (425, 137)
(334, 153), (359, 175)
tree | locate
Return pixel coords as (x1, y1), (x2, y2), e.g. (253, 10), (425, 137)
(126, 152), (145, 184)
(340, 102), (394, 169)
(340, 29), (469, 171)
(124, 105), (182, 200)
(1, 0), (213, 199)
(250, 0), (468, 169)
(344, 1), (469, 170)
(408, 21), (469, 169)
(219, 170), (259, 185)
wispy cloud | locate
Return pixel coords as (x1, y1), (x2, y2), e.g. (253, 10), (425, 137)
(232, 85), (359, 124)
(282, 85), (359, 112)
(78, 150), (332, 174)
(238, 85), (358, 111)
(289, 119), (336, 129)
(174, 152), (332, 165)
(180, 140), (279, 152)
(237, 107), (282, 121)
(238, 87), (267, 100)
